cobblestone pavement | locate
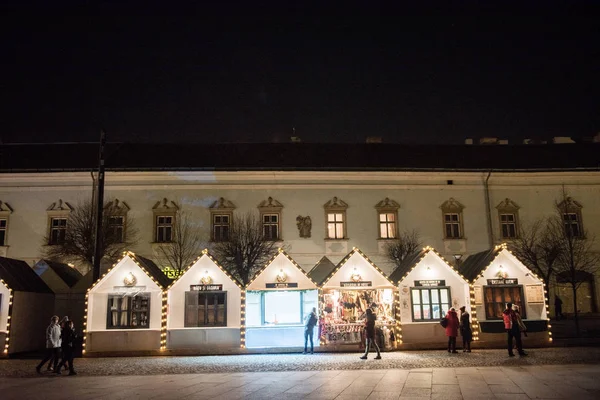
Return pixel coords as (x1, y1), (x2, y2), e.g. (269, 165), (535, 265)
(1, 363), (599, 399)
(0, 347), (599, 378)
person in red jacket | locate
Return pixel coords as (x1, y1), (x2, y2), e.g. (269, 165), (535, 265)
(445, 307), (460, 353)
(503, 302), (527, 357)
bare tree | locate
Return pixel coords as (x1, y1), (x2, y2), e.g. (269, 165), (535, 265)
(386, 229), (423, 271)
(551, 189), (600, 336)
(43, 198), (138, 272)
(508, 218), (561, 290)
(210, 212), (280, 285)
(156, 210), (206, 274)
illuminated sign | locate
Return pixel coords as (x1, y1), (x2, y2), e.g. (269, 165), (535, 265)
(487, 278), (518, 285)
(340, 281), (372, 288)
(266, 282), (298, 289)
(414, 280), (446, 287)
(190, 284), (223, 291)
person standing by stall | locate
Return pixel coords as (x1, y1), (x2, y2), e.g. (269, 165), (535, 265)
(459, 306), (472, 352)
(55, 320), (77, 375)
(503, 302), (527, 357)
(303, 307), (318, 354)
(554, 296), (563, 320)
(35, 316), (61, 373)
(360, 308), (381, 360)
(445, 308), (459, 353)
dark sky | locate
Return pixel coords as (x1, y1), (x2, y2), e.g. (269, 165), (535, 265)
(2, 1), (599, 144)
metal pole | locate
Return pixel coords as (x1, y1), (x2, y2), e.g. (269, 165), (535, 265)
(92, 130), (106, 282)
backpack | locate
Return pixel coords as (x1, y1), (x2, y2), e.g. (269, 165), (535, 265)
(440, 317), (449, 328)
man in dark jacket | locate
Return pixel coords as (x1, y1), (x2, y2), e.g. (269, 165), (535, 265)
(55, 320), (77, 375)
(303, 307), (318, 354)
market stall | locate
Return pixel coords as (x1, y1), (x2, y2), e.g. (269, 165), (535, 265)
(310, 248), (396, 351)
(460, 244), (551, 346)
(245, 249), (318, 349)
(84, 252), (171, 354)
(389, 246), (471, 348)
(166, 250), (243, 351)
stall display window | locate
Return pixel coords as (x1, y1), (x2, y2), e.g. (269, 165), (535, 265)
(107, 294), (150, 329)
(246, 290), (315, 326)
(411, 287), (451, 321)
(484, 286), (525, 320)
(184, 291), (227, 327)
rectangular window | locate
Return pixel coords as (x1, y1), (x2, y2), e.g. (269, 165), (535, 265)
(49, 217), (67, 245)
(0, 218), (6, 246)
(327, 213), (345, 239)
(262, 214), (279, 240)
(444, 213), (461, 239)
(184, 291), (227, 327)
(246, 290), (315, 327)
(213, 214), (230, 241)
(411, 287), (451, 321)
(107, 294), (150, 329)
(483, 286), (526, 320)
(563, 213), (582, 237)
(379, 213), (396, 239)
(156, 216), (173, 242)
(108, 216), (125, 243)
(500, 213), (517, 239)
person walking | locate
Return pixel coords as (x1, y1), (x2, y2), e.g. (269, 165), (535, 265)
(55, 320), (77, 375)
(554, 296), (563, 320)
(459, 306), (472, 352)
(303, 307), (318, 354)
(445, 307), (460, 353)
(503, 302), (527, 357)
(360, 308), (381, 360)
(46, 316), (70, 371)
(36, 316), (61, 373)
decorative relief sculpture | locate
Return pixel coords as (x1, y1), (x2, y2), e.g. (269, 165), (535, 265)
(296, 215), (312, 238)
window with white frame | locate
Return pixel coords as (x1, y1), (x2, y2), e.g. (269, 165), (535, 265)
(500, 214), (517, 239)
(484, 285), (525, 320)
(49, 217), (67, 245)
(262, 214), (279, 240)
(379, 213), (396, 239)
(107, 294), (150, 329)
(0, 219), (6, 246)
(185, 291), (227, 327)
(444, 213), (461, 239)
(212, 214), (231, 241)
(156, 216), (173, 242)
(108, 216), (125, 243)
(411, 287), (451, 321)
(327, 213), (345, 239)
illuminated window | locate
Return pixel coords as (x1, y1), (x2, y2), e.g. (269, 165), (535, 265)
(379, 213), (396, 239)
(411, 287), (451, 321)
(484, 286), (525, 320)
(185, 291), (227, 327)
(324, 197), (348, 240)
(107, 294), (150, 329)
(49, 217), (67, 245)
(156, 216), (173, 242)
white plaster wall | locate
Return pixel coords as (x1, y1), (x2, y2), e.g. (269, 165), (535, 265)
(473, 249), (548, 322)
(0, 282), (9, 335)
(87, 256), (163, 332)
(167, 255), (241, 329)
(397, 251), (471, 325)
(247, 253), (317, 291)
(324, 252), (393, 289)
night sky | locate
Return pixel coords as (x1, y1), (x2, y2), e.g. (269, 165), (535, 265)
(2, 2), (599, 144)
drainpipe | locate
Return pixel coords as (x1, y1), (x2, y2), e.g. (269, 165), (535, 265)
(484, 170), (494, 248)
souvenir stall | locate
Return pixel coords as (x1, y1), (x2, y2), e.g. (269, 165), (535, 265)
(0, 257), (54, 355)
(313, 248), (396, 351)
(84, 252), (171, 354)
(166, 250), (243, 351)
(389, 247), (471, 348)
(460, 244), (551, 346)
(245, 249), (319, 349)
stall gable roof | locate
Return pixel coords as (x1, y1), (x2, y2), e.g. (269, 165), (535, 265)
(388, 249), (429, 284)
(307, 256), (337, 286)
(167, 250), (243, 290)
(0, 256), (53, 293)
(322, 247), (393, 286)
(459, 247), (503, 282)
(36, 259), (83, 288)
(246, 249), (318, 289)
(88, 252), (172, 293)
(461, 246), (541, 283)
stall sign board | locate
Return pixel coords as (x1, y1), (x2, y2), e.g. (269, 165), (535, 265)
(525, 285), (545, 303)
(266, 282), (298, 289)
(112, 286), (147, 294)
(340, 281), (372, 288)
(190, 284), (223, 291)
(414, 280), (446, 287)
(487, 278), (518, 285)
(473, 286), (483, 304)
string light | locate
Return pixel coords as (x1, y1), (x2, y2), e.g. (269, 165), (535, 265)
(1, 279), (12, 354)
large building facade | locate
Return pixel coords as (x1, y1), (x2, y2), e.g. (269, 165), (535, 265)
(1, 143), (599, 316)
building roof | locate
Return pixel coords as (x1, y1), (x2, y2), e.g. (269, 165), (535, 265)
(37, 260), (83, 288)
(1, 143), (599, 172)
(0, 257), (54, 293)
(307, 256), (337, 286)
(132, 254), (173, 289)
(388, 249), (428, 283)
(458, 248), (501, 282)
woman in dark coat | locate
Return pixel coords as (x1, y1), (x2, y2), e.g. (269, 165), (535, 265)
(459, 306), (472, 352)
(360, 308), (381, 360)
(445, 307), (460, 353)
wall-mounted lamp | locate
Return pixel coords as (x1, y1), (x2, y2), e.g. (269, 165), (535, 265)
(123, 272), (137, 286)
(276, 269), (287, 283)
(200, 270), (212, 285)
(350, 267), (362, 282)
